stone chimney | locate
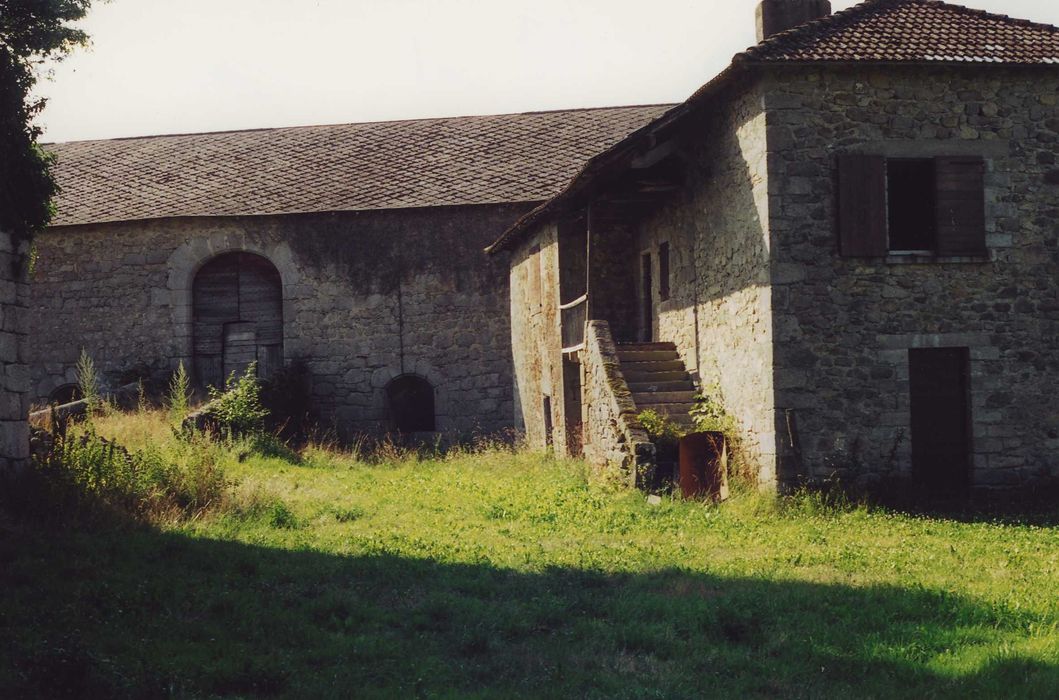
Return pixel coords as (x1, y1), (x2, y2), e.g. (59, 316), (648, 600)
(756, 0), (832, 42)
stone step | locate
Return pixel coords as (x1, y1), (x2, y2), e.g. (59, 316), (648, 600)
(632, 390), (696, 404)
(618, 342), (676, 352)
(620, 359), (685, 373)
(628, 380), (697, 394)
(623, 369), (689, 384)
(640, 412), (695, 426)
(636, 400), (695, 413)
(618, 350), (680, 363)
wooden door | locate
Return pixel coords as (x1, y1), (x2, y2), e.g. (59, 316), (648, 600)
(193, 252), (283, 388)
(223, 322), (257, 381)
(909, 348), (971, 495)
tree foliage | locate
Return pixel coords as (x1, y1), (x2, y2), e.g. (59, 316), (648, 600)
(1, 0), (93, 248)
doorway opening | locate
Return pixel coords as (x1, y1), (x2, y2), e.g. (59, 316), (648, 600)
(909, 347), (971, 496)
(562, 357), (583, 457)
(386, 375), (436, 433)
(640, 252), (653, 342)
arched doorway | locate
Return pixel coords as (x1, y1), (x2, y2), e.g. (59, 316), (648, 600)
(192, 252), (283, 388)
(386, 375), (435, 432)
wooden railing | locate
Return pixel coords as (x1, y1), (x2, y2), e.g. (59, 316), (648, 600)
(560, 294), (588, 352)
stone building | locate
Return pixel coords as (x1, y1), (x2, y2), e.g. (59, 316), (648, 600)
(493, 0), (1059, 493)
(34, 107), (667, 438)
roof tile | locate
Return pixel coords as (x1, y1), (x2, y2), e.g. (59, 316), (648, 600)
(46, 105), (671, 227)
(743, 0), (1059, 64)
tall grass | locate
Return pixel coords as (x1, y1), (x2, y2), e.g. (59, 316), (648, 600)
(15, 417), (231, 526)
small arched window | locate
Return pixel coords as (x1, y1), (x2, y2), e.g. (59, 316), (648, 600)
(49, 384), (84, 406)
(386, 375), (435, 433)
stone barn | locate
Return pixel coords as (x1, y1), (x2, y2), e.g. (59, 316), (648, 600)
(33, 106), (668, 438)
(493, 0), (1059, 493)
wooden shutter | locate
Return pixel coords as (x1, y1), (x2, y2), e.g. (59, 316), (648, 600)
(935, 156), (986, 256)
(837, 154), (887, 257)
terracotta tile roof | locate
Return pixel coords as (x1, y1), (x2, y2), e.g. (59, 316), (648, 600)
(45, 105), (672, 227)
(742, 0), (1059, 64)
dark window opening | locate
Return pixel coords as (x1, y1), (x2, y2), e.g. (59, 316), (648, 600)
(909, 347), (971, 496)
(887, 159), (937, 251)
(558, 213), (588, 305)
(658, 242), (671, 301)
(49, 384), (83, 406)
(387, 375), (435, 432)
(542, 396), (553, 447)
(838, 154), (985, 258)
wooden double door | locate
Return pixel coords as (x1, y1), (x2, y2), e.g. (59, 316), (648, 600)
(192, 252), (283, 388)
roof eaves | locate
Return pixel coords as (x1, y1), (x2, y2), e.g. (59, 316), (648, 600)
(485, 63), (750, 254)
(47, 199), (549, 230)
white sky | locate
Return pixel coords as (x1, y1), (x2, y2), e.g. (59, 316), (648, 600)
(36, 0), (1059, 143)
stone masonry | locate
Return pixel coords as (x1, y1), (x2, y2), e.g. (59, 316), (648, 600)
(765, 65), (1059, 488)
(505, 62), (1058, 492)
(631, 82), (778, 487)
(0, 229), (30, 472)
(581, 321), (654, 481)
(29, 205), (526, 439)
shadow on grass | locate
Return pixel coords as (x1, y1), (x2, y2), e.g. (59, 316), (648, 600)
(0, 525), (1055, 699)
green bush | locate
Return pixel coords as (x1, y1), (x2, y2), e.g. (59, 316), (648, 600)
(689, 385), (737, 435)
(637, 409), (686, 447)
(207, 364), (269, 436)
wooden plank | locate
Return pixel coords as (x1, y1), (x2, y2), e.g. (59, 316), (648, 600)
(837, 154), (887, 257)
(256, 345), (283, 379)
(936, 156), (986, 255)
(223, 322), (257, 381)
(193, 257), (239, 322)
(196, 355), (223, 390)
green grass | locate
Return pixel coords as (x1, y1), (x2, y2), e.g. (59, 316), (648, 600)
(2, 411), (1058, 698)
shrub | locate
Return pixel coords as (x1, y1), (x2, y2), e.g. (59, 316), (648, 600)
(166, 361), (192, 421)
(206, 364), (269, 436)
(638, 409), (685, 447)
(689, 385), (735, 434)
(75, 349), (100, 414)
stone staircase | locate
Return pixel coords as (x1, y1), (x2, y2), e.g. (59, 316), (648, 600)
(617, 342), (697, 428)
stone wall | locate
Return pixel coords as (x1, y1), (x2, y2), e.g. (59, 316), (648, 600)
(508, 223), (571, 452)
(0, 230), (29, 472)
(765, 65), (1059, 488)
(632, 83), (778, 487)
(581, 320), (654, 481)
(29, 204), (530, 439)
